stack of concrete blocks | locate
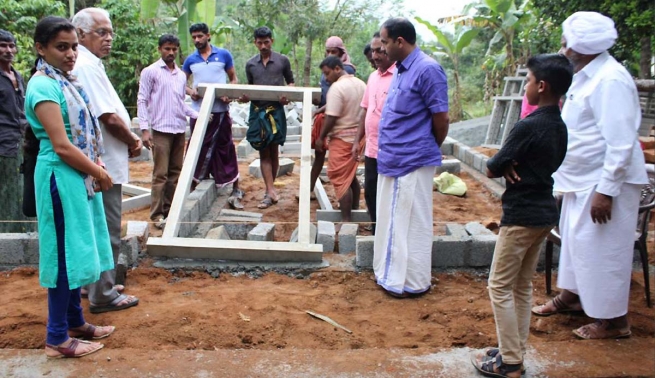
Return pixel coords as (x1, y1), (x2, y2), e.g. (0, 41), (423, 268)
(355, 221), (499, 268)
(178, 180), (217, 238)
(450, 136), (506, 188)
(248, 223), (276, 241)
(116, 220), (150, 285)
(248, 158), (295, 178)
(213, 209), (263, 240)
(317, 220), (336, 252)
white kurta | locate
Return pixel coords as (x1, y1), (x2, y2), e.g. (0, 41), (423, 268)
(73, 46), (131, 185)
(373, 166), (435, 295)
(553, 52), (648, 319)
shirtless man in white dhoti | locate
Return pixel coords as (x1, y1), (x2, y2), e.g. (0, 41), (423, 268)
(531, 11), (648, 340)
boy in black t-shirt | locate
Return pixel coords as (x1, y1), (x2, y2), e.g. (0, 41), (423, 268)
(472, 54), (573, 378)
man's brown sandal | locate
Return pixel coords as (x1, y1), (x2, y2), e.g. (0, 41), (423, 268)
(531, 295), (583, 317)
(572, 320), (631, 340)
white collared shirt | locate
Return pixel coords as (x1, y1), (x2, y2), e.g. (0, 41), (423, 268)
(73, 45), (130, 184)
(553, 52), (648, 195)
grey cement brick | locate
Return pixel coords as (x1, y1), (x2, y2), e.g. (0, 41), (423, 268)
(338, 223), (358, 254)
(0, 234), (25, 264)
(125, 221), (149, 251)
(440, 138), (454, 156)
(232, 125), (248, 139)
(287, 125), (301, 135)
(355, 236), (374, 267)
(281, 142), (301, 154)
(317, 220), (336, 252)
(463, 147), (475, 167)
(458, 145), (470, 162)
(289, 223), (317, 243)
(445, 223), (468, 238)
(435, 159), (461, 175)
(23, 233), (39, 264)
(467, 234), (497, 267)
(249, 158), (295, 178)
(206, 225), (231, 240)
(120, 235), (140, 266)
(452, 143), (460, 159)
(237, 138), (254, 158)
(219, 209), (263, 220)
(213, 216), (260, 240)
(115, 252), (128, 286)
(465, 222), (494, 236)
(432, 235), (470, 267)
(247, 223), (276, 241)
(473, 153), (484, 172)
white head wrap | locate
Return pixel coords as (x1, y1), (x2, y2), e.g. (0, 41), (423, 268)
(562, 11), (617, 55)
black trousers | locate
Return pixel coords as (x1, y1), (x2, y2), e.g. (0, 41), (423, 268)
(364, 156), (378, 234)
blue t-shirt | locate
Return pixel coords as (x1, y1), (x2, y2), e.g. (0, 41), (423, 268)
(378, 47), (449, 177)
(182, 45), (234, 113)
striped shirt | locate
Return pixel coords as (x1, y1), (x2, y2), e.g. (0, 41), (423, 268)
(137, 59), (198, 133)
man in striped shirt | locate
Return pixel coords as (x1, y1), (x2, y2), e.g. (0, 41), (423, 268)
(137, 34), (198, 229)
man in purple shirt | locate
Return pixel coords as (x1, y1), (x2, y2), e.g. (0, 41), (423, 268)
(373, 18), (449, 298)
(138, 34), (198, 228)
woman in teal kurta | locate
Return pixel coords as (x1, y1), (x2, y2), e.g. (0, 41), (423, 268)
(25, 16), (115, 358)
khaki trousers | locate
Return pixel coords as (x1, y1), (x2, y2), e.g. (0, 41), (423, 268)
(488, 225), (552, 364)
(150, 130), (185, 220)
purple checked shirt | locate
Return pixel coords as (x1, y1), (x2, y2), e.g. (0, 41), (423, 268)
(137, 59), (198, 134)
(377, 47), (449, 177)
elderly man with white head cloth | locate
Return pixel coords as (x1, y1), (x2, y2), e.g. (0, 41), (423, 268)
(531, 11), (648, 339)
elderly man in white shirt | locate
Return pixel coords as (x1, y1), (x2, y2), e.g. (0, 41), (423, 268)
(531, 12), (648, 339)
(72, 8), (140, 313)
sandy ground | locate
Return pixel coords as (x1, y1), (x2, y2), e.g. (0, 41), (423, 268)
(3, 156), (652, 376)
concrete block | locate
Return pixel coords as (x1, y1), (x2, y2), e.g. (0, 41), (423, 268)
(219, 209), (263, 219)
(115, 252), (128, 286)
(237, 138), (254, 158)
(435, 159), (461, 175)
(285, 135), (301, 143)
(0, 234), (25, 264)
(122, 193), (151, 213)
(213, 216), (261, 240)
(232, 123), (248, 139)
(463, 146), (474, 166)
(120, 235), (140, 266)
(473, 153), (484, 172)
(441, 137), (454, 156)
(467, 234), (497, 267)
(249, 158), (295, 178)
(432, 235), (469, 267)
(128, 147), (151, 162)
(465, 222), (494, 236)
(125, 221), (150, 251)
(206, 225), (231, 240)
(287, 125), (301, 136)
(338, 223), (358, 254)
(281, 142), (301, 154)
(289, 223), (317, 243)
(247, 223), (275, 241)
(317, 220), (336, 252)
(445, 223), (468, 238)
(23, 233), (40, 264)
(355, 236), (374, 267)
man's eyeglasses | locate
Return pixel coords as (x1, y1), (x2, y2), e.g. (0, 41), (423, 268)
(91, 29), (116, 39)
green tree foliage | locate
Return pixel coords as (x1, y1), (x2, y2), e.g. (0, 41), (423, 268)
(530, 0), (654, 78)
(416, 17), (480, 122)
(100, 0), (159, 117)
(0, 0), (67, 77)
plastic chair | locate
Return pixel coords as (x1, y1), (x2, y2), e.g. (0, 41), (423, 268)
(544, 180), (654, 308)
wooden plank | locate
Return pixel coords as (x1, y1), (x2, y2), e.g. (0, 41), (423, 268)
(122, 193), (151, 213)
(196, 83), (321, 103)
(316, 210), (371, 223)
(314, 180), (333, 211)
(147, 237), (323, 262)
(163, 87), (216, 238)
(297, 90), (313, 244)
(122, 184), (150, 196)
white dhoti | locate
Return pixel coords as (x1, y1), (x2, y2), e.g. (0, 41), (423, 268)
(373, 166), (435, 295)
(557, 184), (641, 319)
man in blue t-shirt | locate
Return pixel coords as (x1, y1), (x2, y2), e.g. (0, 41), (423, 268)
(182, 23), (243, 209)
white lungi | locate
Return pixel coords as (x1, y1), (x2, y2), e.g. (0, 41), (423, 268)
(373, 166), (435, 294)
(557, 184), (641, 319)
